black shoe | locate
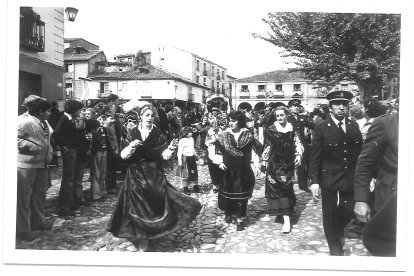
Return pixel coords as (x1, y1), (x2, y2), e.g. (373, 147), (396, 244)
(58, 209), (76, 218)
(192, 185), (201, 193)
(183, 187), (191, 195)
(236, 220), (245, 231)
(16, 232), (37, 242)
(32, 222), (53, 231)
(301, 188), (311, 193)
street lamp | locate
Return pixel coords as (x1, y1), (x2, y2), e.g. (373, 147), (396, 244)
(65, 7), (78, 22)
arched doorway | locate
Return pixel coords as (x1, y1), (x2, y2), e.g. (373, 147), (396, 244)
(237, 102), (252, 112)
(254, 102), (266, 111)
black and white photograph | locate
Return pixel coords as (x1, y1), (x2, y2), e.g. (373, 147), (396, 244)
(1, 0), (413, 274)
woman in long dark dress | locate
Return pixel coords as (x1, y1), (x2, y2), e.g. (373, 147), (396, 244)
(262, 106), (303, 233)
(216, 110), (261, 231)
(106, 102), (201, 251)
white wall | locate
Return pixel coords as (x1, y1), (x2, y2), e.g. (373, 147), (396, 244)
(151, 45), (193, 80)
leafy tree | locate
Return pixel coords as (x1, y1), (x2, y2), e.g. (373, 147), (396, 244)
(253, 12), (400, 99)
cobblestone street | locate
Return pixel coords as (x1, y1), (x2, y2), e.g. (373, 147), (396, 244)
(15, 159), (369, 256)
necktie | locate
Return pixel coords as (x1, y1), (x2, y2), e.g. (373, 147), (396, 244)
(338, 121), (345, 136)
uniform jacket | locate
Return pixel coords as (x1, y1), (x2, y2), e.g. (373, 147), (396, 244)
(17, 114), (53, 168)
(310, 116), (363, 191)
(287, 113), (315, 146)
(354, 113), (398, 211)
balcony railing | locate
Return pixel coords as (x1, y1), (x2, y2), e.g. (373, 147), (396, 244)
(239, 90), (250, 98)
(273, 91), (285, 98)
(216, 75), (221, 80)
(256, 90), (266, 98)
(65, 72), (73, 78)
(292, 91), (303, 98)
(20, 7), (45, 52)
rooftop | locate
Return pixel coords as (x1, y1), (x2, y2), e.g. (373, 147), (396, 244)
(236, 70), (308, 83)
(64, 50), (104, 61)
(88, 65), (209, 90)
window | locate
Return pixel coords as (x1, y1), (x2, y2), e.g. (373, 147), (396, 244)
(212, 66), (214, 76)
(341, 84), (349, 90)
(241, 85), (249, 92)
(196, 60), (200, 71)
(100, 82), (110, 96)
(20, 7), (45, 52)
(275, 85), (282, 91)
(258, 85), (265, 91)
(222, 71), (225, 79)
(203, 77), (206, 85)
(196, 76), (200, 83)
(294, 84), (301, 91)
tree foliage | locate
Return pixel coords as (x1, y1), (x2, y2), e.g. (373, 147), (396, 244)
(253, 12), (400, 98)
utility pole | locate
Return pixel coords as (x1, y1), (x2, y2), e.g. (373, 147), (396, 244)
(265, 72), (267, 106)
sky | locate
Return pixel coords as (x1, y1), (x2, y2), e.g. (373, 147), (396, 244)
(62, 0), (293, 78)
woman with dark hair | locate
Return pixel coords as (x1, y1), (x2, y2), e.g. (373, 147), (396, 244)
(52, 99), (84, 218)
(106, 101), (201, 251)
(17, 97), (53, 241)
(261, 106), (303, 233)
(215, 110), (262, 231)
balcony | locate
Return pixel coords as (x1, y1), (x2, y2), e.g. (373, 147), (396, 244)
(211, 87), (216, 93)
(273, 91), (285, 98)
(216, 75), (221, 80)
(292, 91), (303, 98)
(239, 90), (250, 99)
(20, 7), (45, 52)
(203, 70), (208, 76)
(256, 90), (266, 98)
(65, 72), (73, 79)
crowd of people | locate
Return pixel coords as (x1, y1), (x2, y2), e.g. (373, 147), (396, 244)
(16, 91), (399, 256)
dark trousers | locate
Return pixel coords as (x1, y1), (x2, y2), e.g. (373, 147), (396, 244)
(207, 158), (220, 187)
(363, 192), (397, 257)
(297, 146), (310, 190)
(321, 189), (355, 255)
(106, 150), (119, 191)
(16, 168), (48, 233)
(58, 149), (77, 211)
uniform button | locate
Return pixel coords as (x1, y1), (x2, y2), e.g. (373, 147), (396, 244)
(344, 150), (347, 152)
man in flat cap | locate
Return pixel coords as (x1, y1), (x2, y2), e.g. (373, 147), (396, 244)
(287, 99), (315, 193)
(309, 90), (363, 255)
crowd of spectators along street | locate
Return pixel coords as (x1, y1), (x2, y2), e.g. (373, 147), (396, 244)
(16, 92), (399, 256)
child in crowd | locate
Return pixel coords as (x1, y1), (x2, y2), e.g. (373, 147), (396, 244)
(176, 126), (199, 194)
(90, 113), (109, 201)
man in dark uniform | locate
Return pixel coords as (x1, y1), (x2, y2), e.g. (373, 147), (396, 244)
(287, 99), (315, 192)
(354, 112), (398, 256)
(310, 90), (363, 255)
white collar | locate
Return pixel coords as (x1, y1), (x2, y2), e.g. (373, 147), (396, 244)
(225, 127), (248, 135)
(331, 115), (345, 126)
(274, 121), (293, 133)
(64, 112), (72, 120)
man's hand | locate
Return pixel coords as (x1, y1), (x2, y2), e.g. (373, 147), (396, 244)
(354, 201), (371, 223)
(130, 139), (143, 149)
(219, 162), (227, 171)
(310, 184), (320, 200)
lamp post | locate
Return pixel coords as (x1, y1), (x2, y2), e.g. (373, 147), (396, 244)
(65, 7), (78, 22)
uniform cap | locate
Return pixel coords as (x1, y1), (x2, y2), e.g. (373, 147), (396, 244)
(288, 99), (301, 106)
(326, 90), (353, 102)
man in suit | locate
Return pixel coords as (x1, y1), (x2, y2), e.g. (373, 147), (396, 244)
(354, 112), (398, 256)
(17, 97), (53, 241)
(310, 90), (363, 255)
(53, 99), (84, 218)
(287, 99), (315, 192)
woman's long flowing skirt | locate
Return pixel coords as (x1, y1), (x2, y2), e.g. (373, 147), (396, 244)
(107, 161), (201, 240)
